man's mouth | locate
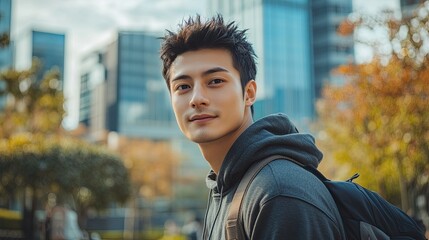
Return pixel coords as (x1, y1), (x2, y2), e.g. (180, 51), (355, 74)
(189, 114), (216, 122)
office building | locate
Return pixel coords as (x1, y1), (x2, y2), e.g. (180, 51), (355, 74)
(79, 50), (106, 137)
(79, 31), (179, 140)
(208, 0), (315, 125)
(312, 0), (354, 99)
(14, 30), (65, 89)
(0, 0), (12, 70)
(32, 31), (65, 87)
(208, 0), (353, 124)
(0, 0), (12, 109)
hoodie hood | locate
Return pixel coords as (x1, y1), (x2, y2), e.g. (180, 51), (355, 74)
(206, 113), (323, 193)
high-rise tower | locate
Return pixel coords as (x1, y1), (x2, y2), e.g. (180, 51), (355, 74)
(208, 0), (315, 126)
(312, 0), (354, 99)
(79, 31), (179, 140)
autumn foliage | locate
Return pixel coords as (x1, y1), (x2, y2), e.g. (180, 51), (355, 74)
(0, 60), (65, 137)
(116, 137), (180, 199)
(0, 59), (132, 236)
(317, 3), (429, 212)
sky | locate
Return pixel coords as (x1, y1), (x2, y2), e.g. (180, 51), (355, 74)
(11, 0), (399, 129)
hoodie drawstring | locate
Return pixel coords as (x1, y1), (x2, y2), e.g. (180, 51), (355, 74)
(204, 187), (224, 240)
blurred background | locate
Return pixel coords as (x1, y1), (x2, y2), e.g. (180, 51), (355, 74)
(0, 0), (428, 239)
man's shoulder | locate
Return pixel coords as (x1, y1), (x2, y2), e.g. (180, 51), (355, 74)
(240, 159), (343, 225)
(247, 159), (334, 208)
(253, 159), (322, 188)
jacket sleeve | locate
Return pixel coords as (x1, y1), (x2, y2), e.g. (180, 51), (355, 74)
(247, 195), (344, 240)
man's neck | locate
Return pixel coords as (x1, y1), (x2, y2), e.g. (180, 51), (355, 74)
(198, 138), (233, 175)
(198, 115), (253, 174)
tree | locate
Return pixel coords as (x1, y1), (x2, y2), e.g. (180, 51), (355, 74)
(0, 58), (132, 236)
(0, 134), (131, 238)
(0, 58), (67, 238)
(118, 138), (179, 199)
(111, 137), (181, 237)
(0, 59), (64, 138)
(316, 3), (429, 212)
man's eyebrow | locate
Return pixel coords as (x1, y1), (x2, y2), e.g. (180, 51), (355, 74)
(202, 67), (229, 76)
(171, 74), (190, 82)
(171, 67), (229, 82)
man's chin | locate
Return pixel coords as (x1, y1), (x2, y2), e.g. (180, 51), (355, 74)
(188, 134), (217, 144)
(190, 137), (211, 144)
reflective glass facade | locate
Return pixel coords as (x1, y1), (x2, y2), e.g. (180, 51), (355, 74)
(79, 50), (106, 139)
(262, 1), (313, 121)
(80, 72), (90, 126)
(81, 31), (179, 140)
(32, 31), (65, 89)
(0, 0), (12, 70)
(208, 0), (354, 126)
(208, 0), (314, 125)
(312, 0), (354, 99)
(115, 31), (176, 138)
(0, 0), (12, 110)
(79, 49), (107, 138)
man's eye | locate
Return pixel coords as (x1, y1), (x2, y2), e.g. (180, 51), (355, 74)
(210, 79), (224, 84)
(176, 85), (190, 90)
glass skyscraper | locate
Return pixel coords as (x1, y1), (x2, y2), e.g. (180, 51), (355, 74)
(0, 0), (12, 70)
(31, 31), (65, 89)
(208, 0), (353, 126)
(208, 0), (315, 126)
(80, 31), (180, 140)
(14, 30), (65, 90)
(79, 51), (104, 130)
(312, 0), (354, 99)
(0, 0), (12, 110)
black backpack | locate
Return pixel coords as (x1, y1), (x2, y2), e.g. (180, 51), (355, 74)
(226, 155), (427, 240)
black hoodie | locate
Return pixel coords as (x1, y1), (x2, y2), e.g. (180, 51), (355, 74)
(202, 113), (346, 239)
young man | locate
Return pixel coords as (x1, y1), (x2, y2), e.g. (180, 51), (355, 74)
(160, 15), (345, 239)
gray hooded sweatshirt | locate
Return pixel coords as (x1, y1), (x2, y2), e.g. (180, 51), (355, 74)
(202, 113), (346, 240)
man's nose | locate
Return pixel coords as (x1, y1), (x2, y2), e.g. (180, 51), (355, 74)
(190, 84), (209, 108)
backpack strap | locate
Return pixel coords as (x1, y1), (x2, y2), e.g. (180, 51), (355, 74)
(226, 155), (297, 240)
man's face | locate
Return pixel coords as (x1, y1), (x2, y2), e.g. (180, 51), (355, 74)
(169, 48), (255, 144)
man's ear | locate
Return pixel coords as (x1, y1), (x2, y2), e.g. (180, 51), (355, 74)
(244, 80), (257, 107)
